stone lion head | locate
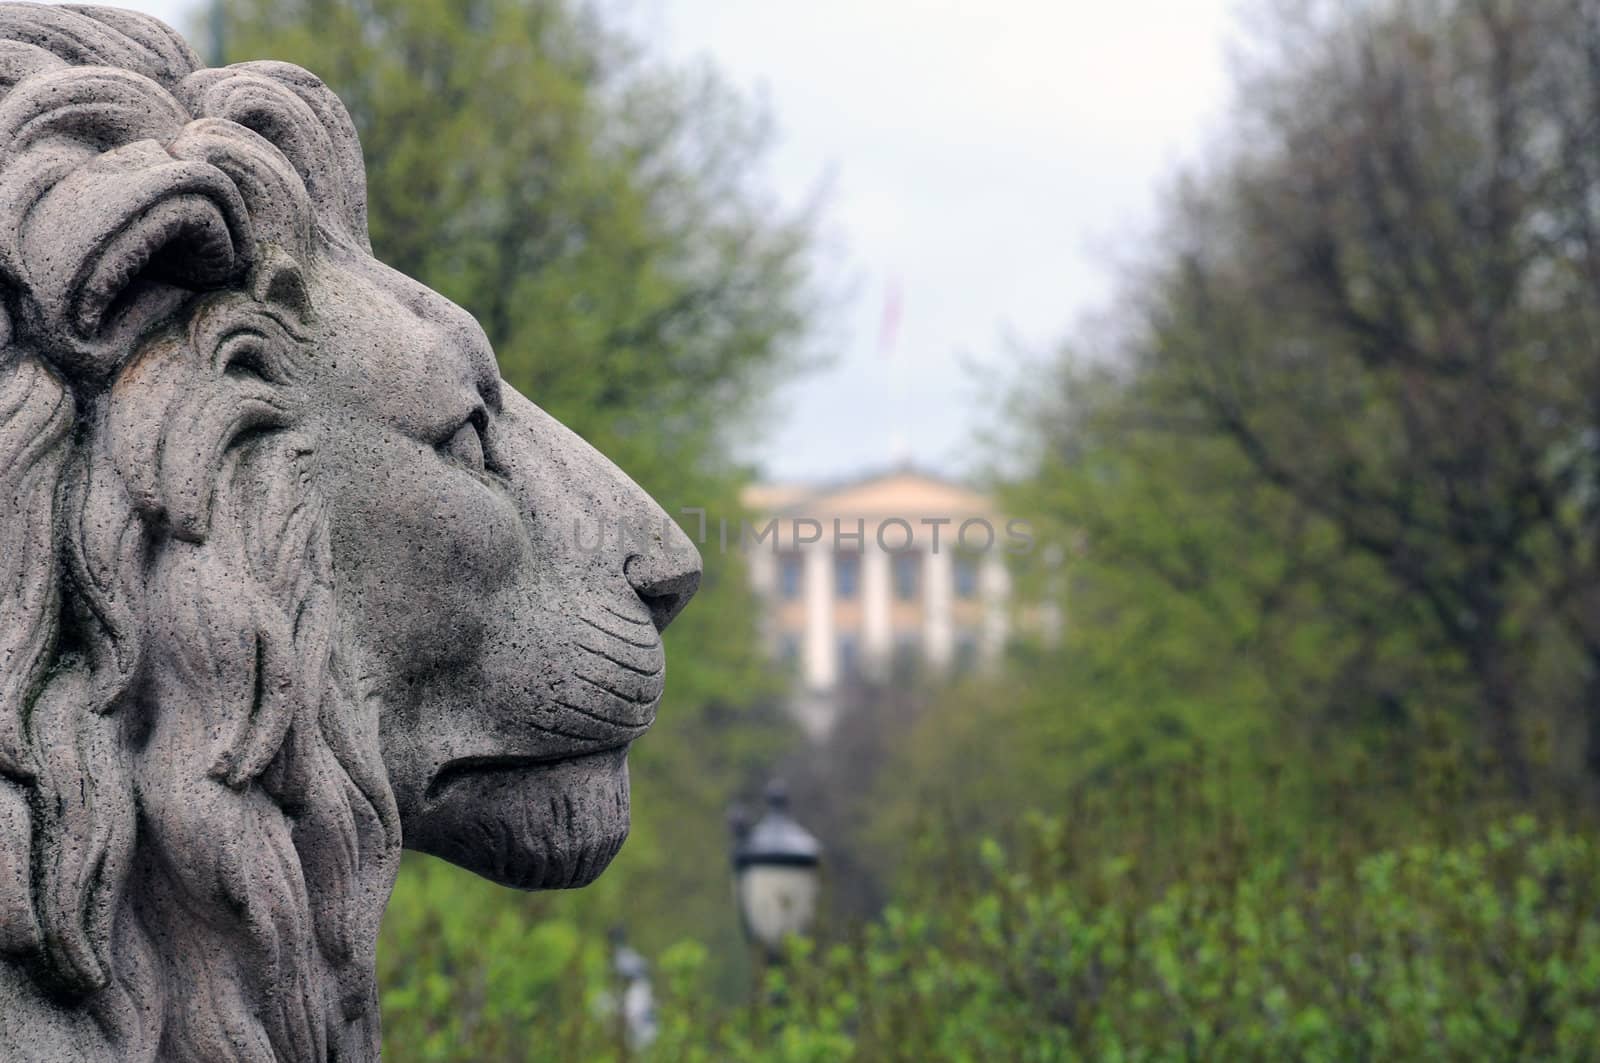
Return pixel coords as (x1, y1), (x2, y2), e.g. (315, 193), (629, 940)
(0, 5), (701, 1060)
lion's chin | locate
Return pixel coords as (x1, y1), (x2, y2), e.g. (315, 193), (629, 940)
(405, 747), (632, 890)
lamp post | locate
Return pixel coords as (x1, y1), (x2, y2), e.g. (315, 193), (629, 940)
(729, 780), (822, 960)
(607, 927), (657, 1053)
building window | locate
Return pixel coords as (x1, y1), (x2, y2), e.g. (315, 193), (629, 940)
(954, 632), (980, 675)
(836, 553), (860, 599)
(776, 633), (800, 668)
(778, 553), (803, 600)
(892, 633), (920, 681)
(838, 633), (860, 681)
(893, 552), (920, 601)
(954, 556), (979, 599)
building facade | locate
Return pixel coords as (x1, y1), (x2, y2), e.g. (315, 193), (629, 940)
(742, 470), (1014, 734)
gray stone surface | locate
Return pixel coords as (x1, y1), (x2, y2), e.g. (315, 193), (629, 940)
(0, 5), (701, 1059)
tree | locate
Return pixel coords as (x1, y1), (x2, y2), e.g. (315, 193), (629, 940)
(1012, 0), (1600, 796)
(220, 0), (812, 485)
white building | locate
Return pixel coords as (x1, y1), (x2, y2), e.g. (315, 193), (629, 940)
(742, 469), (1017, 737)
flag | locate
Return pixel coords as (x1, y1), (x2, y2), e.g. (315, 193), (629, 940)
(877, 274), (903, 359)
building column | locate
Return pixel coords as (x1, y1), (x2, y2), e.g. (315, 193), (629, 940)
(801, 546), (836, 691)
(861, 543), (891, 679)
(979, 553), (1010, 666)
(923, 548), (953, 671)
(748, 545), (778, 652)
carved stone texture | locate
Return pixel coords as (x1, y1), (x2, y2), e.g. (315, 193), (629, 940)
(0, 4), (702, 1059)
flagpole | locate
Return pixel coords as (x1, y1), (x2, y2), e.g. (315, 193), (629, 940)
(879, 274), (908, 468)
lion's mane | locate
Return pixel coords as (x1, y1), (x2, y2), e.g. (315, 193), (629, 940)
(0, 5), (399, 1060)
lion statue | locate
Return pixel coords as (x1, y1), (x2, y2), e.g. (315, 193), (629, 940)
(0, 5), (702, 1060)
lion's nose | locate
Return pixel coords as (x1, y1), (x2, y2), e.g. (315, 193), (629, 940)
(624, 521), (701, 632)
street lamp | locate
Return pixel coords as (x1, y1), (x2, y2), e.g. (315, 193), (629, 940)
(606, 927), (657, 1052)
(729, 780), (822, 958)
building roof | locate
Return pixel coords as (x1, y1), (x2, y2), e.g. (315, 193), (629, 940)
(741, 466), (995, 520)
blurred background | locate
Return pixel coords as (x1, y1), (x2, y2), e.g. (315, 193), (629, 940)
(111, 0), (1600, 1057)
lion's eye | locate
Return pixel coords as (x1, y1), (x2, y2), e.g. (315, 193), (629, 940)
(440, 417), (486, 474)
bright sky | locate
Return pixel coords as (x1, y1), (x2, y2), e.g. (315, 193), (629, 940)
(634, 0), (1239, 483)
(98, 0), (1238, 483)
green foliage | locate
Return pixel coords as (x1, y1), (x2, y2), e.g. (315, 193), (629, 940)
(871, 0), (1600, 867)
(377, 854), (600, 1060)
(783, 822), (1600, 1062)
(1018, 0), (1600, 790)
(372, 797), (1600, 1062)
(701, 806), (1600, 1061)
(876, 352), (1480, 852)
(222, 0), (814, 481)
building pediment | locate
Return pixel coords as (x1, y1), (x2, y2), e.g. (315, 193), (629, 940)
(743, 469), (994, 522)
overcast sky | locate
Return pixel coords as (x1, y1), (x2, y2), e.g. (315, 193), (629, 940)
(114, 0), (1238, 484)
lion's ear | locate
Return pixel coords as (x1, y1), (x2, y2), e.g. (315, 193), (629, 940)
(108, 287), (305, 544)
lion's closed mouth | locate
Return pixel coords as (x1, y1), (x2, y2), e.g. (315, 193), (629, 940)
(424, 745), (630, 803)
